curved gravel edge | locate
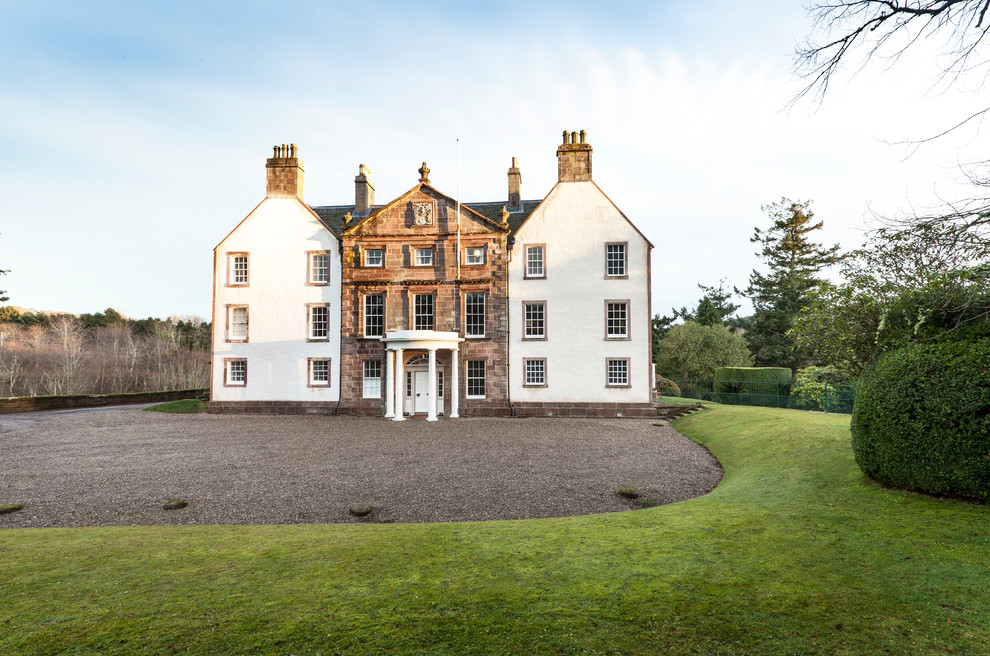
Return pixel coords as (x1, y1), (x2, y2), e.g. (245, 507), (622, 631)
(0, 409), (722, 528)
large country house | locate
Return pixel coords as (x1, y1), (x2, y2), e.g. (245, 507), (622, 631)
(210, 131), (655, 418)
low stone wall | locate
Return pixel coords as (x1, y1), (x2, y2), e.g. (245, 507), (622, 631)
(510, 402), (657, 418)
(0, 389), (208, 414)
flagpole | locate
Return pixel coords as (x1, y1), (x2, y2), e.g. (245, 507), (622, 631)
(456, 138), (461, 281)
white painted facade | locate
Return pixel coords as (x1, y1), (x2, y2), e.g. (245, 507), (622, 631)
(211, 197), (342, 402)
(508, 181), (652, 403)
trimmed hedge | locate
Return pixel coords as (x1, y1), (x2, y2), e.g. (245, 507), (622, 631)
(851, 339), (990, 503)
(712, 367), (792, 404)
(714, 367), (792, 389)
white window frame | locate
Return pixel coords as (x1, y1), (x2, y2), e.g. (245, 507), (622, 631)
(414, 247), (434, 267)
(606, 358), (631, 387)
(364, 248), (384, 267)
(228, 253), (249, 286)
(308, 304), (330, 341)
(363, 360), (382, 398)
(524, 244), (545, 279)
(308, 358), (330, 387)
(464, 246), (485, 266)
(523, 358), (547, 387)
(227, 305), (248, 342)
(605, 300), (629, 339)
(364, 293), (384, 337)
(308, 251), (329, 285)
(224, 358), (246, 386)
(605, 242), (627, 278)
(466, 360), (486, 399)
(465, 292), (486, 338)
(523, 301), (546, 340)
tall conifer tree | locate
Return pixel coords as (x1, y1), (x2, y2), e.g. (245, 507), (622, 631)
(741, 198), (841, 369)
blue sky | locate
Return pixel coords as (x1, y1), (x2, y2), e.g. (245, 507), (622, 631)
(0, 1), (983, 320)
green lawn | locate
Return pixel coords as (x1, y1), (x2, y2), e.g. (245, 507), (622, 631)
(1, 405), (987, 655)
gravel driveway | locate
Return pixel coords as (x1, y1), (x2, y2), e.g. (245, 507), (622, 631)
(0, 408), (722, 528)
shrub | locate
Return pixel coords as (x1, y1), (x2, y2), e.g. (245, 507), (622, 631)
(791, 366), (855, 411)
(656, 376), (681, 398)
(851, 339), (990, 503)
(654, 321), (753, 380)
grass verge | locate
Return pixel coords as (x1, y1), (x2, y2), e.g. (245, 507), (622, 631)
(1, 405), (987, 655)
(144, 398), (208, 413)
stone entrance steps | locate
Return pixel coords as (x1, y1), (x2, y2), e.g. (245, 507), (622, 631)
(655, 402), (707, 421)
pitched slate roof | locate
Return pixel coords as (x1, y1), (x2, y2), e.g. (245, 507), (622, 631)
(310, 199), (541, 237)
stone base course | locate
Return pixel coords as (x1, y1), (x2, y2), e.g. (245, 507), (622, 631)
(510, 402), (656, 418)
(208, 401), (338, 415)
(209, 400), (654, 418)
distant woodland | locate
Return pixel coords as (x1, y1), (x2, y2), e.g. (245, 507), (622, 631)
(0, 307), (209, 397)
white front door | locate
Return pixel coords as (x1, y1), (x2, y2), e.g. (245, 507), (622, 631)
(414, 370), (430, 414)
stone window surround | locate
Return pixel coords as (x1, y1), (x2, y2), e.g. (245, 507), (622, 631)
(523, 357), (548, 388)
(605, 357), (632, 388)
(307, 357), (331, 387)
(466, 359), (486, 399)
(223, 358), (247, 387)
(463, 291), (486, 338)
(306, 250), (331, 285)
(605, 242), (629, 278)
(463, 244), (486, 266)
(226, 305), (248, 343)
(362, 246), (385, 268)
(226, 252), (250, 287)
(524, 243), (546, 279)
(363, 359), (382, 399)
(362, 292), (385, 338)
(605, 299), (631, 340)
(306, 303), (330, 342)
(522, 300), (547, 340)
(412, 245), (435, 268)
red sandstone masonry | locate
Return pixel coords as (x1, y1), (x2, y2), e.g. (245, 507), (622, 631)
(339, 186), (510, 417)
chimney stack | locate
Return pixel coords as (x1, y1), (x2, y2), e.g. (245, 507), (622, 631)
(354, 164), (375, 215)
(507, 156), (522, 212)
(266, 143), (304, 199)
(556, 129), (592, 183)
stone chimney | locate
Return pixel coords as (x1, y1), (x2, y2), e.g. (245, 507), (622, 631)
(556, 129), (592, 183)
(507, 157), (522, 212)
(266, 143), (304, 199)
(354, 164), (375, 215)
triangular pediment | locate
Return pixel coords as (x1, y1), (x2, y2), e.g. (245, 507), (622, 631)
(343, 183), (508, 237)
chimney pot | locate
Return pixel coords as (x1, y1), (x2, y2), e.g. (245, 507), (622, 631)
(562, 130), (569, 144)
(579, 130), (586, 144)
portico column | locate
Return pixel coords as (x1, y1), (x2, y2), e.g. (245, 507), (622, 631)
(384, 348), (395, 418)
(450, 347), (460, 418)
(392, 348), (406, 421)
(426, 348), (438, 422)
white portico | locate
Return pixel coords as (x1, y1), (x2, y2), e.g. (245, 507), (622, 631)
(381, 330), (464, 421)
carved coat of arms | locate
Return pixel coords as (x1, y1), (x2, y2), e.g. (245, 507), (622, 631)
(413, 202), (434, 226)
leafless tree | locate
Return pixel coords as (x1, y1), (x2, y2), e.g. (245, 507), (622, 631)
(797, 1), (990, 104)
(797, 1), (990, 248)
